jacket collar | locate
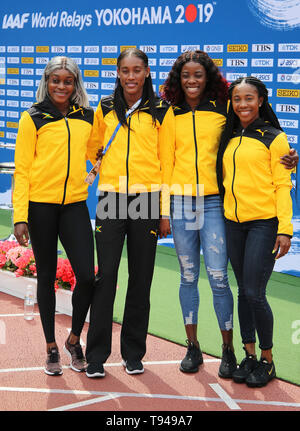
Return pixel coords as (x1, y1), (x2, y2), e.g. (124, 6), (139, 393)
(175, 97), (214, 113)
(34, 96), (82, 118)
(236, 117), (268, 133)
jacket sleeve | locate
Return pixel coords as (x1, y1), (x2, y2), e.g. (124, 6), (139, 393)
(86, 103), (105, 166)
(270, 132), (293, 237)
(157, 105), (175, 217)
(13, 111), (37, 224)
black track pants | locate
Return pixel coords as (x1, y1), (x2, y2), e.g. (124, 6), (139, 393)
(86, 192), (159, 364)
(28, 200), (95, 344)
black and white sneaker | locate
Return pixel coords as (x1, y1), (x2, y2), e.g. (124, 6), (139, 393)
(122, 359), (144, 375)
(86, 363), (105, 378)
(45, 347), (63, 376)
(246, 358), (276, 388)
(180, 340), (203, 373)
(218, 344), (237, 379)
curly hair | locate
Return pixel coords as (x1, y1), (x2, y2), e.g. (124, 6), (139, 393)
(161, 50), (229, 105)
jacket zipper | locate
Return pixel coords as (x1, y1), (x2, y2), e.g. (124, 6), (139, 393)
(231, 129), (244, 222)
(192, 112), (200, 196)
(126, 115), (131, 194)
(61, 117), (71, 205)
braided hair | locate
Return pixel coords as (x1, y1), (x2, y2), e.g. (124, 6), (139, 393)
(216, 76), (283, 199)
(161, 50), (229, 105)
(113, 48), (157, 127)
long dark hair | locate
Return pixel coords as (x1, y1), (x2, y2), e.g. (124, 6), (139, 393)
(216, 76), (283, 199)
(113, 48), (157, 127)
(161, 50), (229, 105)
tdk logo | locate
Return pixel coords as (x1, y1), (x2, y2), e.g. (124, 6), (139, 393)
(2, 13), (30, 29)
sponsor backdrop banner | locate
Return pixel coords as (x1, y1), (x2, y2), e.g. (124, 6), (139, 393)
(0, 0), (299, 276)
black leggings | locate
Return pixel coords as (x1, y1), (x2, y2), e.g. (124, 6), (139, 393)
(28, 201), (95, 344)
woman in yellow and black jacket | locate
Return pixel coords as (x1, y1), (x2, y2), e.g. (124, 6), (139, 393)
(85, 48), (175, 378)
(161, 51), (237, 379)
(13, 56), (98, 376)
(216, 76), (293, 388)
(162, 52), (297, 381)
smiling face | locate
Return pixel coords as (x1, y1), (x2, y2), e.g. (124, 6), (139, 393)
(231, 82), (264, 129)
(117, 54), (150, 105)
(180, 61), (207, 108)
(47, 68), (75, 112)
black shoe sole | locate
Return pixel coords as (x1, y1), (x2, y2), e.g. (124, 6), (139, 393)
(246, 374), (276, 388)
(180, 360), (203, 373)
(218, 371), (235, 379)
(232, 375), (247, 383)
(86, 371), (105, 378)
(180, 365), (199, 373)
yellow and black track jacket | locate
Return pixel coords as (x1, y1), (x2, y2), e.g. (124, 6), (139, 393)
(13, 97), (97, 224)
(169, 99), (227, 196)
(222, 119), (293, 237)
(87, 95), (175, 216)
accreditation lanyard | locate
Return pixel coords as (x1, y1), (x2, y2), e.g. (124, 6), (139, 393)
(85, 98), (142, 185)
(102, 98), (142, 156)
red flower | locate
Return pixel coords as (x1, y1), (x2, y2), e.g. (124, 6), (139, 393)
(0, 240), (96, 291)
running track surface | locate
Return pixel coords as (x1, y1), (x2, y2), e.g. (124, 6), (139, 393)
(0, 291), (300, 414)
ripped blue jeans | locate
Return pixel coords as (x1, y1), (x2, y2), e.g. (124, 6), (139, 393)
(170, 194), (233, 331)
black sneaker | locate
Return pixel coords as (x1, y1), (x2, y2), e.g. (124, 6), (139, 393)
(122, 359), (144, 375)
(232, 348), (258, 383)
(246, 358), (276, 388)
(180, 340), (203, 373)
(218, 345), (237, 379)
(86, 363), (105, 378)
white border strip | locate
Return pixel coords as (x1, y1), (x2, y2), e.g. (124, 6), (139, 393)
(0, 313), (40, 317)
(209, 383), (241, 410)
(50, 394), (121, 411)
(0, 359), (220, 373)
(1, 386), (300, 409)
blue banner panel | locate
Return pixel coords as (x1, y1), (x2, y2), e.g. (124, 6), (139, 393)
(0, 0), (299, 275)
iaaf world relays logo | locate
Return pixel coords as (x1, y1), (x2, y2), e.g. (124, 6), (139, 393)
(1, 3), (216, 30)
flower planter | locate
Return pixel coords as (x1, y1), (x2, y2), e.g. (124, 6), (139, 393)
(0, 269), (90, 322)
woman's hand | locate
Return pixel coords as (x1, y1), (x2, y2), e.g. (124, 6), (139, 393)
(96, 146), (104, 160)
(159, 218), (171, 239)
(272, 235), (291, 259)
(14, 223), (29, 247)
(280, 148), (299, 170)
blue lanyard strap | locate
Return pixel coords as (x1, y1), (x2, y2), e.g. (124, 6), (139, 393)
(102, 98), (141, 156)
